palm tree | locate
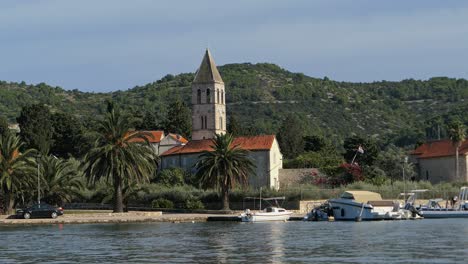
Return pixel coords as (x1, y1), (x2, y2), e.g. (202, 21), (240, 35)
(0, 133), (35, 214)
(41, 156), (84, 206)
(194, 133), (255, 210)
(82, 102), (157, 212)
(448, 120), (466, 181)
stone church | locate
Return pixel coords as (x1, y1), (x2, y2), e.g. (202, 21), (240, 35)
(159, 50), (283, 189)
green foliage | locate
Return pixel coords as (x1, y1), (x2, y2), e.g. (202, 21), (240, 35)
(50, 112), (84, 158)
(277, 114), (305, 159)
(81, 102), (157, 212)
(0, 133), (36, 214)
(156, 168), (187, 186)
(0, 116), (9, 137)
(343, 135), (379, 166)
(227, 115), (242, 136)
(195, 133), (255, 210)
(2, 64), (468, 151)
(184, 197), (204, 210)
(151, 198), (174, 209)
(40, 156), (84, 206)
(164, 99), (192, 138)
(17, 104), (53, 154)
(284, 150), (343, 169)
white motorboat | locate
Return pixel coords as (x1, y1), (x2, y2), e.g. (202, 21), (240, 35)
(240, 197), (292, 222)
(327, 190), (420, 221)
(405, 187), (468, 218)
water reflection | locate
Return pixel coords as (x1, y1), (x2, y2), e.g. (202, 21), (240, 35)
(0, 219), (467, 263)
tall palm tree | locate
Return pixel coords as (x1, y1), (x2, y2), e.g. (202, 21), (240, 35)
(448, 120), (466, 181)
(82, 102), (157, 212)
(41, 156), (84, 206)
(194, 133), (255, 210)
(0, 133), (35, 214)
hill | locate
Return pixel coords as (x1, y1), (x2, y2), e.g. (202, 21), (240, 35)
(1, 63), (468, 147)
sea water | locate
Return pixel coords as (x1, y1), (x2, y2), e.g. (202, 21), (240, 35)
(0, 219), (467, 263)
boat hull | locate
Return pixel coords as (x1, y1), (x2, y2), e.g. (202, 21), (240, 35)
(420, 209), (468, 218)
(241, 212), (291, 222)
(328, 199), (419, 221)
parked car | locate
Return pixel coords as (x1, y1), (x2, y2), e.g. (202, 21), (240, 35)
(16, 203), (64, 219)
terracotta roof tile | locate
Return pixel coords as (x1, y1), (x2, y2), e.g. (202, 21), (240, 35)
(168, 133), (189, 144)
(411, 139), (468, 159)
(161, 135), (276, 156)
(128, 131), (164, 144)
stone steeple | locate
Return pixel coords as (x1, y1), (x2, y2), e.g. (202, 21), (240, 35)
(193, 49), (224, 84)
(191, 49), (226, 140)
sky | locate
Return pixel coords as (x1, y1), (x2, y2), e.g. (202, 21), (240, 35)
(1, 0), (468, 92)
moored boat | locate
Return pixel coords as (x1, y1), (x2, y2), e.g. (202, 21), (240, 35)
(239, 197), (292, 222)
(240, 207), (292, 222)
(406, 187), (468, 218)
(316, 190), (421, 221)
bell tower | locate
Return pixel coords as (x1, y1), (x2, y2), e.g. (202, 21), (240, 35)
(191, 49), (226, 140)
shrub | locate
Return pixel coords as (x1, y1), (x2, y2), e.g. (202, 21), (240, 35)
(184, 197), (205, 210)
(156, 168), (187, 186)
(152, 198), (174, 209)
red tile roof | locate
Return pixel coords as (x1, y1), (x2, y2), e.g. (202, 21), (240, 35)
(161, 135), (276, 156)
(128, 131), (164, 143)
(411, 139), (468, 159)
(167, 133), (189, 144)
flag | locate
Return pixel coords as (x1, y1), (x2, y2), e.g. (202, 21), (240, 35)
(357, 145), (364, 154)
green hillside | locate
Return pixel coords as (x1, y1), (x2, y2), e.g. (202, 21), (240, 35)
(1, 63), (468, 147)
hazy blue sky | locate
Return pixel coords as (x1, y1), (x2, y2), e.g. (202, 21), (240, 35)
(1, 0), (468, 92)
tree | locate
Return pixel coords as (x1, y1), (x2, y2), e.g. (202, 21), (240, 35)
(227, 115), (242, 136)
(194, 133), (255, 210)
(82, 102), (157, 212)
(41, 156), (84, 206)
(277, 114), (305, 159)
(304, 135), (327, 152)
(0, 115), (9, 137)
(343, 135), (379, 166)
(165, 99), (191, 138)
(50, 112), (84, 158)
(17, 104), (53, 154)
(448, 120), (466, 181)
(0, 133), (35, 214)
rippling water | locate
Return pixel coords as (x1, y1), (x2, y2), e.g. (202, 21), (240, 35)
(0, 219), (467, 263)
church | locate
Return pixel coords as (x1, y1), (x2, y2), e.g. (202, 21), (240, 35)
(159, 50), (283, 190)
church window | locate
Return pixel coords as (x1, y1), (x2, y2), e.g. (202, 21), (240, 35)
(206, 89), (211, 103)
(197, 89), (201, 104)
(200, 116), (204, 129)
(204, 116), (208, 129)
(220, 117), (223, 130)
(221, 91), (224, 104)
(217, 90), (220, 104)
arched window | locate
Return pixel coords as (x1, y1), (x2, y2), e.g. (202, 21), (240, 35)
(200, 116), (204, 129)
(204, 116), (207, 129)
(206, 89), (211, 103)
(221, 91), (224, 104)
(217, 90), (220, 104)
(197, 89), (201, 104)
(220, 117), (223, 130)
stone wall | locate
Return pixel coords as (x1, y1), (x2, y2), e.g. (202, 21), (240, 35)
(278, 168), (320, 187)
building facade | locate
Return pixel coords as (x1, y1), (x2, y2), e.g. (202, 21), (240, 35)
(411, 139), (468, 183)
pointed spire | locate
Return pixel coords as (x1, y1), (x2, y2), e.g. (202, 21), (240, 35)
(193, 49), (224, 84)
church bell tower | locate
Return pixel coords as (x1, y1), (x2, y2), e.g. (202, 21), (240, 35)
(191, 49), (226, 140)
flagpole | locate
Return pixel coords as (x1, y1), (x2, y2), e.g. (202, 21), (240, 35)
(351, 151), (358, 165)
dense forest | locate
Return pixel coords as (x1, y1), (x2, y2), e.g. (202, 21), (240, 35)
(1, 62), (468, 149)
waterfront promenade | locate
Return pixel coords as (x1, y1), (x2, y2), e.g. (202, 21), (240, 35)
(0, 211), (238, 225)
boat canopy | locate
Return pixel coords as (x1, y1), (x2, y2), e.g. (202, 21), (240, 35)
(341, 191), (382, 203)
